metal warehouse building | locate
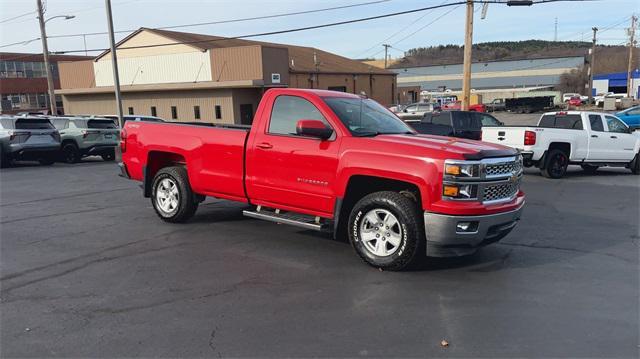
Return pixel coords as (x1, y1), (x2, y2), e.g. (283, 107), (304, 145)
(57, 28), (397, 124)
(592, 70), (640, 99)
(391, 56), (585, 92)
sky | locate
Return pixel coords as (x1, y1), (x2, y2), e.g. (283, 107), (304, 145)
(0, 0), (638, 60)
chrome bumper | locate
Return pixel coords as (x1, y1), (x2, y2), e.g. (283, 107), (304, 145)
(423, 203), (524, 257)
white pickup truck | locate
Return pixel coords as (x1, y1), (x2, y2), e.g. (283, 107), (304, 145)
(482, 111), (640, 178)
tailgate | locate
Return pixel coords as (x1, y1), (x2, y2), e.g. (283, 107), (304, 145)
(481, 127), (528, 149)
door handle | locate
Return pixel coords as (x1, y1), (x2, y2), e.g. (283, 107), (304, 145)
(256, 142), (273, 149)
(610, 136), (618, 139)
(591, 135), (598, 138)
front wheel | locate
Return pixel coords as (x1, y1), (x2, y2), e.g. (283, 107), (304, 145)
(541, 149), (568, 179)
(151, 166), (198, 223)
(348, 191), (424, 271)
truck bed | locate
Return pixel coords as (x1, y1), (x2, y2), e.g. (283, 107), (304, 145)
(122, 121), (250, 202)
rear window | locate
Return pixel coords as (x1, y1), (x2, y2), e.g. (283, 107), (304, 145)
(88, 119), (118, 129)
(539, 114), (583, 130)
(453, 112), (481, 130)
(15, 118), (55, 130)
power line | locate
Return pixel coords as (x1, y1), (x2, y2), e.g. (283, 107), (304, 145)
(50, 1), (475, 54)
(0, 11), (36, 24)
(45, 0), (393, 39)
(365, 3), (461, 59)
(354, 0), (450, 59)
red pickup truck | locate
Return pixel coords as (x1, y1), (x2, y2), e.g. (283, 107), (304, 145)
(119, 89), (524, 270)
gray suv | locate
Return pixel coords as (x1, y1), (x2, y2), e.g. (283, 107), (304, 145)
(50, 117), (120, 163)
(0, 116), (61, 167)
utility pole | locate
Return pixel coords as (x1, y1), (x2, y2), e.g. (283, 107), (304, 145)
(37, 0), (57, 115)
(383, 44), (391, 68)
(587, 27), (598, 104)
(627, 15), (637, 99)
(554, 17), (558, 42)
(461, 0), (474, 111)
(105, 0), (123, 128)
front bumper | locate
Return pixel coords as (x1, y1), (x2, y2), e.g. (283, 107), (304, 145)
(424, 203), (524, 257)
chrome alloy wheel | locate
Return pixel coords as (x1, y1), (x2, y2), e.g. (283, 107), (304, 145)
(156, 178), (179, 214)
(359, 208), (402, 257)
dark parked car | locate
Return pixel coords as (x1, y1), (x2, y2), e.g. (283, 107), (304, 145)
(406, 111), (503, 140)
(0, 116), (61, 167)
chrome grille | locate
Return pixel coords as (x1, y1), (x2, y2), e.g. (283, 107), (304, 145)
(483, 180), (519, 202)
(485, 160), (522, 178)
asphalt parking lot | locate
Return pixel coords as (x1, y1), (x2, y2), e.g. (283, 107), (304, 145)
(1, 159), (638, 357)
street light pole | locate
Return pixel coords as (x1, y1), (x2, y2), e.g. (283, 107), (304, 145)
(461, 0), (474, 111)
(105, 0), (124, 129)
(37, 0), (57, 115)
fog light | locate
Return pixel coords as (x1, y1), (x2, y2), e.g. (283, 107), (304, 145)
(456, 221), (478, 233)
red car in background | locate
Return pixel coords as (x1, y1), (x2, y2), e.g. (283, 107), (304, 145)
(442, 101), (486, 112)
(568, 96), (582, 107)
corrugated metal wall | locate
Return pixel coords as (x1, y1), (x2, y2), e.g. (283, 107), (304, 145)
(94, 52), (212, 86)
(210, 46), (263, 82)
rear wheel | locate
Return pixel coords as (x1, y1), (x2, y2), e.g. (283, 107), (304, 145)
(630, 153), (640, 175)
(62, 143), (80, 164)
(541, 149), (569, 179)
(101, 152), (115, 161)
(151, 166), (198, 223)
(580, 164), (599, 174)
(348, 191), (424, 271)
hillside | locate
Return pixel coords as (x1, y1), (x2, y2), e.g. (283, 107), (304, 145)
(390, 40), (638, 74)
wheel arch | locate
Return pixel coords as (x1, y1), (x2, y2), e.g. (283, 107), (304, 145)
(334, 174), (424, 239)
(144, 151), (187, 197)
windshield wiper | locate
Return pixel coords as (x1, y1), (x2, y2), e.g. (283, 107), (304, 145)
(352, 131), (380, 137)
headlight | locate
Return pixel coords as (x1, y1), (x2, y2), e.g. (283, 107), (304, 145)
(445, 163), (478, 178)
(443, 183), (478, 200)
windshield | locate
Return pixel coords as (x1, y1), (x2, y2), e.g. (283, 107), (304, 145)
(324, 97), (414, 136)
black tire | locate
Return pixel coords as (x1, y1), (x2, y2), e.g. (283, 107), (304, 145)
(580, 164), (598, 174)
(348, 191), (424, 271)
(0, 148), (9, 168)
(62, 142), (80, 164)
(541, 149), (569, 179)
(630, 153), (640, 175)
(151, 166), (198, 223)
(101, 152), (115, 161)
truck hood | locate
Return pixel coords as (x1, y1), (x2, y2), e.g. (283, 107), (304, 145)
(367, 134), (518, 160)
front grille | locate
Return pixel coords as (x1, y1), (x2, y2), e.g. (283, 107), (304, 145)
(483, 180), (519, 202)
(485, 160), (522, 177)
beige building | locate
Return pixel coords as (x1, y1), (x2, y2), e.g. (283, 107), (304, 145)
(57, 28), (397, 124)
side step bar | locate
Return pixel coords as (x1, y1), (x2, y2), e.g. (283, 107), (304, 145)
(243, 206), (332, 232)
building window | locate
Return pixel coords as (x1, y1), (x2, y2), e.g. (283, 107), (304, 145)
(171, 106), (178, 120)
(215, 105), (222, 120)
(128, 107), (134, 115)
(150, 106), (157, 117)
(194, 105), (201, 120)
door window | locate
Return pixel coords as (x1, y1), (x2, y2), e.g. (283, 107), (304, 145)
(404, 105), (418, 112)
(268, 95), (328, 136)
(605, 116), (628, 133)
(431, 113), (451, 126)
(627, 107), (640, 115)
(588, 115), (604, 132)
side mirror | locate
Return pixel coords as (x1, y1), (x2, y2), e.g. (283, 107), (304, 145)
(296, 119), (333, 140)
